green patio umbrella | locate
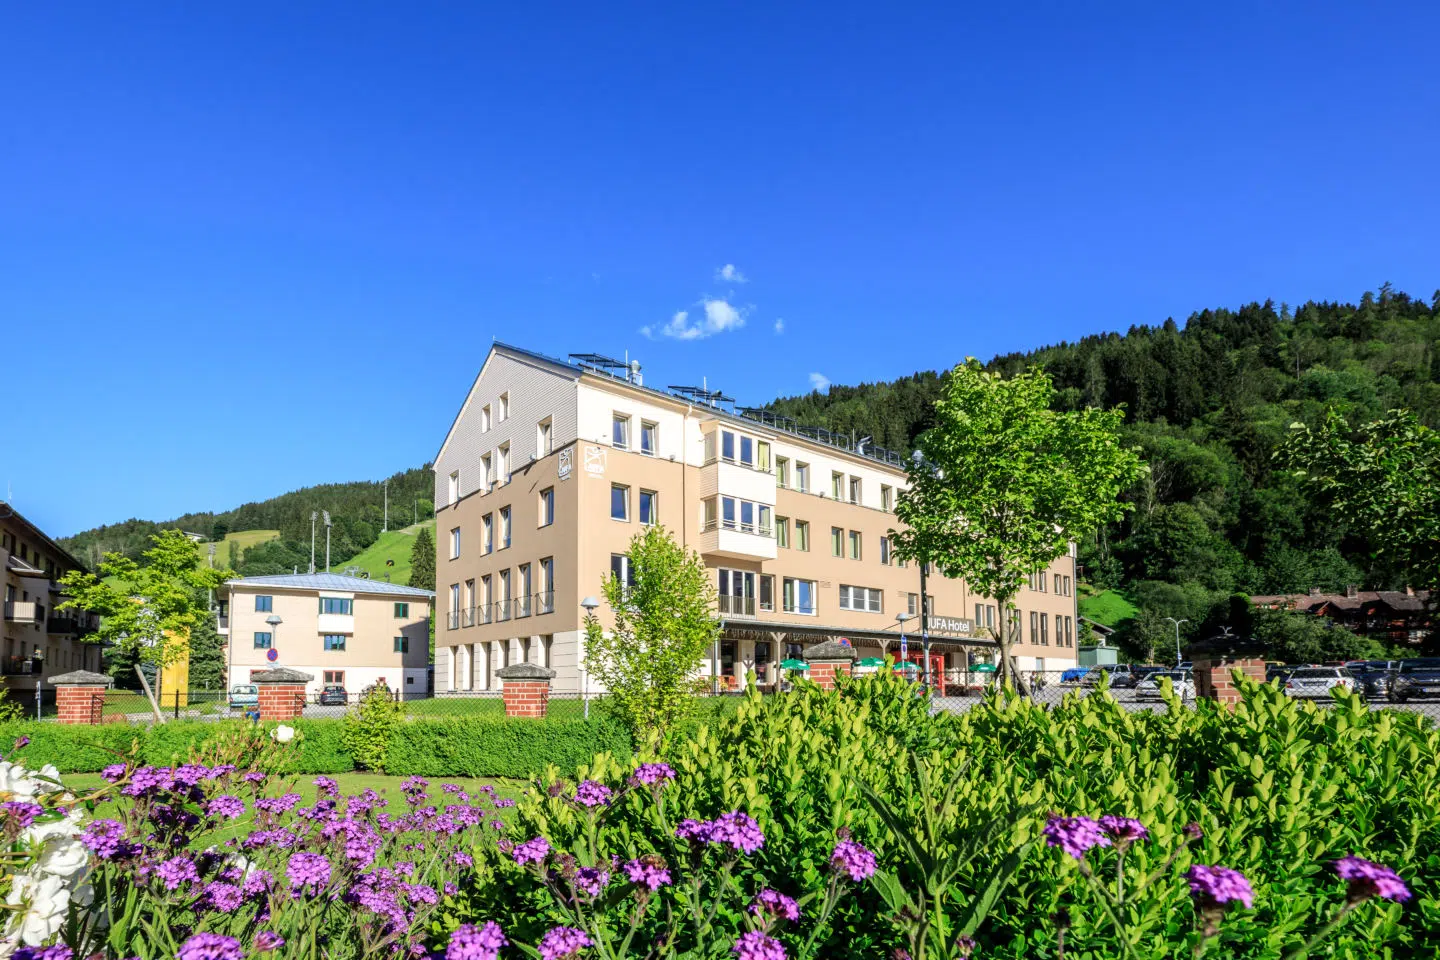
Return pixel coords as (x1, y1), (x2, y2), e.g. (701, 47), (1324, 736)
(893, 661), (920, 672)
(968, 663), (998, 673)
(855, 657), (886, 668)
(779, 659), (810, 671)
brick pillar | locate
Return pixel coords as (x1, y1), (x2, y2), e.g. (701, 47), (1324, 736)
(805, 639), (858, 690)
(497, 662), (555, 718)
(48, 670), (113, 725)
(1194, 658), (1266, 707)
(251, 667), (314, 722)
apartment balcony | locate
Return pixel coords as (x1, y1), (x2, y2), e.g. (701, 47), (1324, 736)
(701, 458), (777, 504)
(718, 595), (756, 616)
(46, 615), (90, 636)
(3, 602), (38, 625)
(535, 590), (555, 615)
(446, 611), (461, 630)
(1, 657), (41, 676)
(697, 519), (778, 562)
(463, 607), (477, 628)
(317, 613), (354, 636)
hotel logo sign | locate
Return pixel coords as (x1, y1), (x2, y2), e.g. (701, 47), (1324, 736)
(927, 616), (975, 638)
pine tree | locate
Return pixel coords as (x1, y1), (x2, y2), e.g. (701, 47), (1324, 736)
(408, 527), (436, 591)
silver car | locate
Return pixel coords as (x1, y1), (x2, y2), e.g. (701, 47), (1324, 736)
(1284, 667), (1356, 698)
(1135, 670), (1193, 701)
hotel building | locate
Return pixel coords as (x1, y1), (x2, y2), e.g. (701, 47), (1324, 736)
(1, 505), (102, 693)
(432, 344), (1078, 694)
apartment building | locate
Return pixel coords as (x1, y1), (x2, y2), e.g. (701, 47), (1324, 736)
(431, 344), (1079, 695)
(223, 573), (434, 699)
(1, 506), (102, 694)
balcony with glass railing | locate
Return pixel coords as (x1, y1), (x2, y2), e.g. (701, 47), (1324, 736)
(697, 517), (778, 562)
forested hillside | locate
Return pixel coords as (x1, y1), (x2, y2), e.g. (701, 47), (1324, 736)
(61, 466), (434, 576)
(767, 285), (1440, 656)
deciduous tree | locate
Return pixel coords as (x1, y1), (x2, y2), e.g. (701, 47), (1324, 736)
(892, 359), (1144, 687)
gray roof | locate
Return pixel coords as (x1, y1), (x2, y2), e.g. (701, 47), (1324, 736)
(224, 573), (435, 598)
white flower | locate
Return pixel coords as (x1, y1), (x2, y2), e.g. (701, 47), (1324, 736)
(0, 761), (64, 802)
(272, 724), (296, 743)
(5, 872), (71, 945)
(35, 836), (87, 879)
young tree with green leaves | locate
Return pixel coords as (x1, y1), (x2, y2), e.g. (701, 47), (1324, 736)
(1280, 409), (1440, 596)
(408, 526), (436, 591)
(891, 359), (1145, 688)
(57, 529), (229, 672)
(583, 525), (719, 742)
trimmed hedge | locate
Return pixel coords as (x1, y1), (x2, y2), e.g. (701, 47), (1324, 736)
(385, 717), (631, 778)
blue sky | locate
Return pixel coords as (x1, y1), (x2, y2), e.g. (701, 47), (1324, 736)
(5, 2), (1439, 537)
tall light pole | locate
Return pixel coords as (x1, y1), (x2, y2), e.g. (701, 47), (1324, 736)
(323, 511), (332, 573)
(382, 479), (389, 533)
(896, 612), (913, 676)
(1163, 617), (1188, 667)
(580, 596), (600, 719)
(309, 511), (318, 574)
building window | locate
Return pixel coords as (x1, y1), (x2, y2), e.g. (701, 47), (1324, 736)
(498, 443), (510, 484)
(253, 632), (272, 649)
(783, 578), (817, 615)
(450, 583), (461, 615)
(482, 514), (493, 553)
(718, 569), (755, 616)
(721, 431), (736, 461)
(448, 471), (460, 503)
(254, 595), (272, 613)
(907, 593), (919, 616)
(499, 507), (511, 548)
(775, 457), (790, 488)
(611, 484), (630, 521)
(450, 527), (461, 560)
(610, 553), (636, 589)
(464, 579), (475, 621)
(324, 670), (346, 686)
(613, 414), (631, 449)
(481, 404), (491, 432)
(641, 421), (657, 455)
(880, 537), (891, 565)
(539, 558), (554, 612)
(757, 441), (771, 471)
(702, 497), (718, 530)
(394, 602), (409, 618)
(881, 485), (893, 511)
(795, 462), (810, 493)
(1029, 611), (1038, 644)
(849, 477), (862, 504)
(498, 570), (511, 620)
(796, 520), (810, 552)
(1063, 576), (1072, 597)
(775, 517), (790, 549)
(831, 472), (844, 499)
(480, 575), (492, 614)
(497, 392), (510, 422)
(518, 563), (532, 617)
(739, 436), (754, 467)
(537, 417), (553, 456)
(1054, 574), (1062, 595)
(1040, 613), (1050, 645)
(838, 585), (883, 613)
(848, 530), (862, 560)
(758, 505), (772, 536)
(831, 526), (843, 557)
(760, 574), (774, 612)
(394, 636), (409, 654)
(318, 597), (353, 615)
(639, 490), (658, 526)
(539, 487), (555, 527)
(324, 635), (347, 652)
(482, 453), (493, 489)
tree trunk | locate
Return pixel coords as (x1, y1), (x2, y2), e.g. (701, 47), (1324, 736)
(995, 597), (1030, 696)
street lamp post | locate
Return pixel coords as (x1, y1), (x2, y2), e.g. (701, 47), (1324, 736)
(895, 612), (914, 682)
(580, 596), (599, 719)
(1163, 617), (1188, 667)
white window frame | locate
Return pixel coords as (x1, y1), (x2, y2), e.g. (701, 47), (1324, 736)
(838, 585), (883, 613)
(498, 392), (510, 422)
(611, 483), (630, 522)
(783, 577), (818, 616)
(613, 414), (631, 450)
(639, 489), (658, 526)
(537, 417), (553, 457)
(448, 471), (460, 504)
(539, 487), (555, 527)
(640, 420), (657, 456)
(450, 526), (461, 560)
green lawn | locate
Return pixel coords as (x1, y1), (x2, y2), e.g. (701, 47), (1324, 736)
(1078, 585), (1138, 628)
(334, 520), (434, 585)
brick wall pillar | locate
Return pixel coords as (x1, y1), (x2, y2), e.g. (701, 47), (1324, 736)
(1194, 658), (1266, 707)
(251, 667), (315, 722)
(805, 639), (858, 691)
(48, 670), (113, 725)
(498, 662), (556, 718)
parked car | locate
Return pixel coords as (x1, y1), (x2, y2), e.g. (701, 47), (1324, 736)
(1134, 670), (1194, 701)
(317, 684), (349, 706)
(228, 684), (258, 710)
(1283, 666), (1355, 698)
(1082, 664), (1139, 688)
(1388, 659), (1440, 703)
(1265, 664), (1293, 684)
(1346, 665), (1394, 699)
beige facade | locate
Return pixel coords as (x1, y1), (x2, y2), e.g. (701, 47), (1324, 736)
(1, 507), (102, 694)
(433, 344), (1079, 694)
(224, 574), (433, 699)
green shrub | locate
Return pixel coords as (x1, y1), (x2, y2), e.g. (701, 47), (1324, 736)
(285, 719), (355, 773)
(0, 722), (141, 772)
(386, 717), (630, 778)
(343, 686), (404, 771)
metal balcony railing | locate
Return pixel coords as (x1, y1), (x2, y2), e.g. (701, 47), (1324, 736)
(535, 590), (555, 615)
(3, 602), (38, 624)
(719, 595), (755, 616)
(701, 519), (774, 538)
(515, 594), (532, 619)
(496, 599), (511, 622)
(463, 607), (476, 628)
(446, 611), (461, 630)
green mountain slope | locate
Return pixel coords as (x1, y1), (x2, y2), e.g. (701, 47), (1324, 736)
(332, 521), (435, 586)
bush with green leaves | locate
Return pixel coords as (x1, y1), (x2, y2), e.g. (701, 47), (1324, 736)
(343, 684), (405, 771)
(440, 670), (1437, 959)
(385, 716), (630, 778)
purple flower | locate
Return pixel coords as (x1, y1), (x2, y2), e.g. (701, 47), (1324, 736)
(242, 868), (274, 897)
(242, 771), (268, 786)
(732, 931), (786, 960)
(573, 780), (614, 808)
(831, 839), (877, 881)
(1332, 856), (1411, 903)
(956, 936), (977, 958)
(12, 735), (29, 750)
(287, 852), (332, 893)
(201, 881), (244, 913)
(156, 855), (200, 890)
(623, 856), (671, 891)
(1098, 815), (1149, 845)
(254, 931), (286, 952)
(176, 933), (244, 960)
(447, 921), (508, 960)
(1043, 815), (1111, 860)
(313, 776), (339, 796)
(452, 851), (475, 868)
(512, 836), (551, 866)
(750, 888), (800, 922)
(14, 947), (72, 960)
(574, 865), (611, 897)
(539, 926), (592, 960)
(710, 812), (765, 855)
(1186, 865), (1255, 910)
(1, 801), (43, 829)
(206, 795), (246, 820)
(255, 793), (301, 815)
(630, 763), (676, 786)
(675, 819), (713, 843)
(100, 763), (127, 782)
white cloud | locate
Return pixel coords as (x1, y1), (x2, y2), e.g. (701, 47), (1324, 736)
(773, 317), (785, 335)
(809, 372), (830, 392)
(647, 299), (747, 341)
(715, 264), (748, 284)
